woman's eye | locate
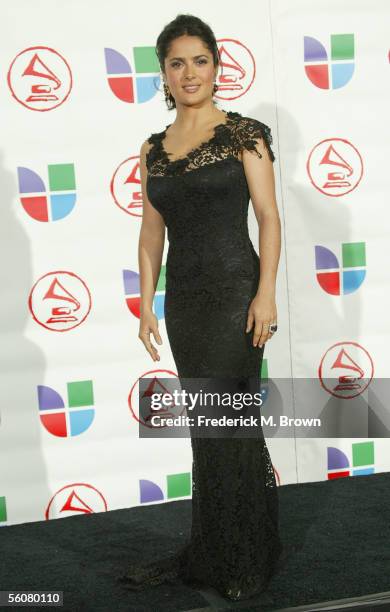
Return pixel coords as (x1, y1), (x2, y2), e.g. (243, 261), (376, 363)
(170, 59), (207, 68)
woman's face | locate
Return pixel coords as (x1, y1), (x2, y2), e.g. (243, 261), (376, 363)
(163, 35), (218, 106)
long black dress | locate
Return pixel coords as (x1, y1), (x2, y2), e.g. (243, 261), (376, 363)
(119, 110), (283, 601)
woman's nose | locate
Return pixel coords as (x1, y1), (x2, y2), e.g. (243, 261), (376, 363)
(183, 65), (195, 78)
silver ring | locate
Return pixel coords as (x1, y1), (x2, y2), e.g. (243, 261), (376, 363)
(269, 323), (278, 334)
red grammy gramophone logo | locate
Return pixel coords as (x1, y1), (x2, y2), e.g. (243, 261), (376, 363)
(45, 483), (107, 520)
(7, 46), (72, 111)
(28, 270), (92, 331)
(214, 38), (256, 100)
(110, 156), (143, 217)
(318, 341), (374, 399)
(129, 369), (187, 429)
(307, 138), (364, 197)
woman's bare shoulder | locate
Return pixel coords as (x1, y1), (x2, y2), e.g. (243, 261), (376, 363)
(141, 139), (153, 153)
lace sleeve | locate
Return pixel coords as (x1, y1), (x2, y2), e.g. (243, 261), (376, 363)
(235, 116), (276, 163)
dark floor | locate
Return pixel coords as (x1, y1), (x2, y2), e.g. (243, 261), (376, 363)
(0, 472), (389, 611)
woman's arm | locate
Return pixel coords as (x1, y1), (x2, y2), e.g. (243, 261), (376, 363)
(138, 140), (166, 361)
(242, 137), (281, 347)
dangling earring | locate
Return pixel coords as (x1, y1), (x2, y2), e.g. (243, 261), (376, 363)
(163, 81), (174, 109)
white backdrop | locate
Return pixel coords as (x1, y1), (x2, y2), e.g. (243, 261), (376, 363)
(0, 0), (389, 527)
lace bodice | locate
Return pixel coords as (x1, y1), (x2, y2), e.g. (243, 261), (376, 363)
(145, 110), (275, 176)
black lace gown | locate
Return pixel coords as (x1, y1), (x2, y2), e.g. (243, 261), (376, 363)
(119, 110), (283, 601)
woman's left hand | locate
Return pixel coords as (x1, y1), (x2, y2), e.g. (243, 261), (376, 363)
(246, 292), (277, 348)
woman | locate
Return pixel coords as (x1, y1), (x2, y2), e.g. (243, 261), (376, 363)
(120, 13), (283, 602)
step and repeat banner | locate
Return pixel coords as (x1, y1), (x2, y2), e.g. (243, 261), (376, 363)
(0, 0), (389, 527)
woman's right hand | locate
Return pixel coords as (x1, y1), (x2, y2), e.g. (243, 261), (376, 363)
(138, 309), (163, 362)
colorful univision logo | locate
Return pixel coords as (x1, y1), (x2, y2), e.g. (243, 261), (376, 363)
(104, 46), (160, 103)
(123, 267), (166, 319)
(140, 472), (191, 504)
(315, 242), (366, 295)
(304, 34), (354, 89)
(38, 380), (94, 437)
(18, 164), (76, 221)
(0, 497), (7, 526)
(327, 441), (374, 479)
